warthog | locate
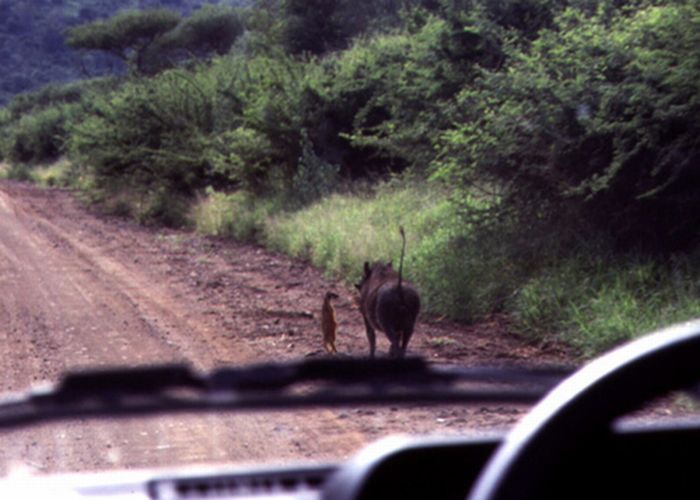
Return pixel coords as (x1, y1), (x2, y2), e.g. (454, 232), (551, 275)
(355, 228), (420, 358)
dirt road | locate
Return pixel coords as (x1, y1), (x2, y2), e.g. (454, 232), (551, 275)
(0, 180), (570, 475)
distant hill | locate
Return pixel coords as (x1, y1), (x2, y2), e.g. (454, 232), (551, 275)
(0, 0), (250, 105)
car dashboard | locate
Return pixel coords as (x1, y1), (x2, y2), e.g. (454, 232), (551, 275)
(1, 421), (699, 500)
(0, 319), (699, 500)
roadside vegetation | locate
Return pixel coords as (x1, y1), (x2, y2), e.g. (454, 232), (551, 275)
(1, 0), (698, 357)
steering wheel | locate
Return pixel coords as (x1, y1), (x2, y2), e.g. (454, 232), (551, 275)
(468, 319), (700, 500)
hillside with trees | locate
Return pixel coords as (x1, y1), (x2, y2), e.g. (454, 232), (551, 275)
(1, 0), (699, 356)
(0, 0), (249, 105)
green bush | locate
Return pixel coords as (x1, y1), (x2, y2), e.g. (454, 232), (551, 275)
(5, 82), (86, 119)
(68, 69), (217, 201)
(136, 186), (191, 227)
(212, 52), (331, 195)
(6, 106), (68, 164)
(280, 0), (404, 56)
(0, 78), (120, 165)
(327, 15), (485, 175)
(433, 1), (700, 252)
(193, 188), (279, 242)
(162, 4), (244, 57)
(289, 131), (340, 206)
(208, 126), (275, 193)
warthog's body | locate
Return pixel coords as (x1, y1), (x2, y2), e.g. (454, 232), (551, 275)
(356, 261), (420, 358)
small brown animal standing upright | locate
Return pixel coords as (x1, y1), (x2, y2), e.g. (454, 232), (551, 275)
(321, 291), (340, 354)
(355, 227), (420, 358)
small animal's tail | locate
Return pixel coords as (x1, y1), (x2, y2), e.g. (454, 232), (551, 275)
(398, 226), (406, 302)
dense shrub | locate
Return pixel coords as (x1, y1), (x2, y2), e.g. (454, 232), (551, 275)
(5, 107), (67, 164)
(211, 52), (332, 195)
(280, 0), (405, 55)
(67, 68), (218, 223)
(322, 8), (505, 177)
(433, 1), (700, 252)
(0, 78), (119, 164)
(164, 4), (244, 56)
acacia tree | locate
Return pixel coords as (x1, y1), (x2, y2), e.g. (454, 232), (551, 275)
(280, 0), (407, 55)
(157, 5), (244, 61)
(66, 7), (245, 75)
(177, 5), (243, 56)
(65, 9), (181, 75)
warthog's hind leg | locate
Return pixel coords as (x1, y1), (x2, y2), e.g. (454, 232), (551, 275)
(400, 326), (414, 357)
(363, 317), (376, 358)
(387, 327), (403, 358)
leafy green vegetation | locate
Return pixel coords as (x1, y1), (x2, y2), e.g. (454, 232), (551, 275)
(432, 2), (700, 253)
(266, 182), (446, 281)
(2, 0), (699, 357)
(65, 8), (182, 75)
(65, 6), (244, 75)
(512, 250), (700, 356)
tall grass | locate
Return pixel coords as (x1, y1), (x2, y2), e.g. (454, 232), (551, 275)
(192, 188), (282, 242)
(29, 159), (75, 187)
(511, 252), (700, 357)
(265, 183), (453, 284)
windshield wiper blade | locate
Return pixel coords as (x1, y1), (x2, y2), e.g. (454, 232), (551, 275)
(0, 358), (573, 430)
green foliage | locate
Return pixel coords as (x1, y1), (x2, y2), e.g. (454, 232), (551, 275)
(157, 5), (244, 58)
(280, 0), (405, 55)
(281, 0), (345, 55)
(193, 187), (279, 241)
(266, 181), (448, 284)
(290, 131), (340, 206)
(212, 52), (331, 194)
(65, 8), (182, 74)
(512, 250), (700, 357)
(137, 186), (191, 227)
(0, 78), (119, 166)
(208, 126), (275, 192)
(5, 107), (68, 164)
(325, 8), (504, 176)
(67, 68), (217, 224)
(433, 1), (700, 252)
(6, 82), (85, 119)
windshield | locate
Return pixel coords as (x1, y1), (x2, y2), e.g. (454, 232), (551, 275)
(0, 0), (698, 477)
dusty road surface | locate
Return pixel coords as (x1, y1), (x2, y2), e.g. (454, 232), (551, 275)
(0, 180), (571, 475)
